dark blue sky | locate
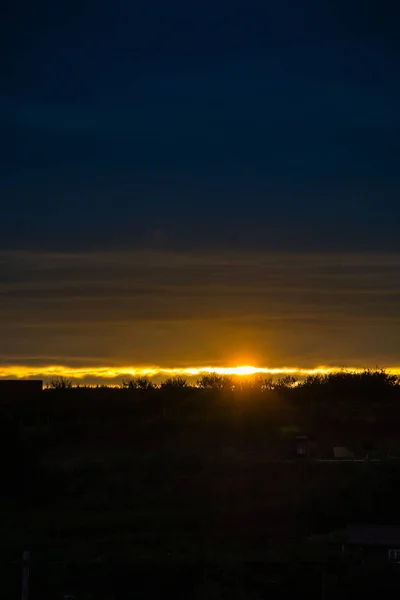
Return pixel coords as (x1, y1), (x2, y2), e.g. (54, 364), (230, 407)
(2, 0), (399, 251)
(1, 1), (400, 374)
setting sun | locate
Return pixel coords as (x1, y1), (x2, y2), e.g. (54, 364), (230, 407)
(217, 366), (260, 376)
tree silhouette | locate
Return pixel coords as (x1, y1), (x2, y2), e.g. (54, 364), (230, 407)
(197, 373), (233, 390)
(233, 375), (273, 392)
(273, 375), (298, 391)
(299, 369), (400, 403)
(121, 376), (154, 390)
(47, 376), (73, 391)
(302, 374), (325, 388)
(160, 376), (189, 389)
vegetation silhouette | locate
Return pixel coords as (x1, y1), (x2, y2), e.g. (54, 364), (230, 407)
(47, 375), (73, 391)
(121, 376), (154, 390)
(43, 368), (400, 400)
(196, 373), (234, 390)
(160, 376), (189, 389)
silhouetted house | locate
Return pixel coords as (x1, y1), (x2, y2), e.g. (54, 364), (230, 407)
(345, 524), (400, 566)
(0, 380), (43, 402)
(293, 434), (317, 458)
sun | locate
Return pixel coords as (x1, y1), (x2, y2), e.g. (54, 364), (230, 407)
(207, 365), (262, 376)
(231, 366), (259, 376)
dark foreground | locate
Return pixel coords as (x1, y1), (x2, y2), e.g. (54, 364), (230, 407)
(1, 376), (400, 597)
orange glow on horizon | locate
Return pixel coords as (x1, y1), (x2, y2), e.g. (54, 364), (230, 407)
(0, 363), (400, 381)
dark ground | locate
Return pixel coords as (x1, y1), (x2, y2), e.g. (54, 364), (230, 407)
(1, 378), (400, 598)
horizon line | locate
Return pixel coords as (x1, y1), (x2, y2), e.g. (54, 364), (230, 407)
(0, 363), (400, 381)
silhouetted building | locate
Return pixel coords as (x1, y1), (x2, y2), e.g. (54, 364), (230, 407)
(0, 380), (43, 402)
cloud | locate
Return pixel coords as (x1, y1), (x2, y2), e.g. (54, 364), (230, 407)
(0, 249), (400, 369)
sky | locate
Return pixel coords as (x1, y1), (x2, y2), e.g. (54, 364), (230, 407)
(1, 1), (400, 382)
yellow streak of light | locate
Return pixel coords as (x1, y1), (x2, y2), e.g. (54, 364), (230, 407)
(1, 364), (400, 381)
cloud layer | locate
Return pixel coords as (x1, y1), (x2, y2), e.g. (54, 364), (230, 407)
(1, 249), (399, 380)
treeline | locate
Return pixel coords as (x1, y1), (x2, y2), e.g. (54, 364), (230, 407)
(46, 373), (296, 391)
(45, 369), (400, 401)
